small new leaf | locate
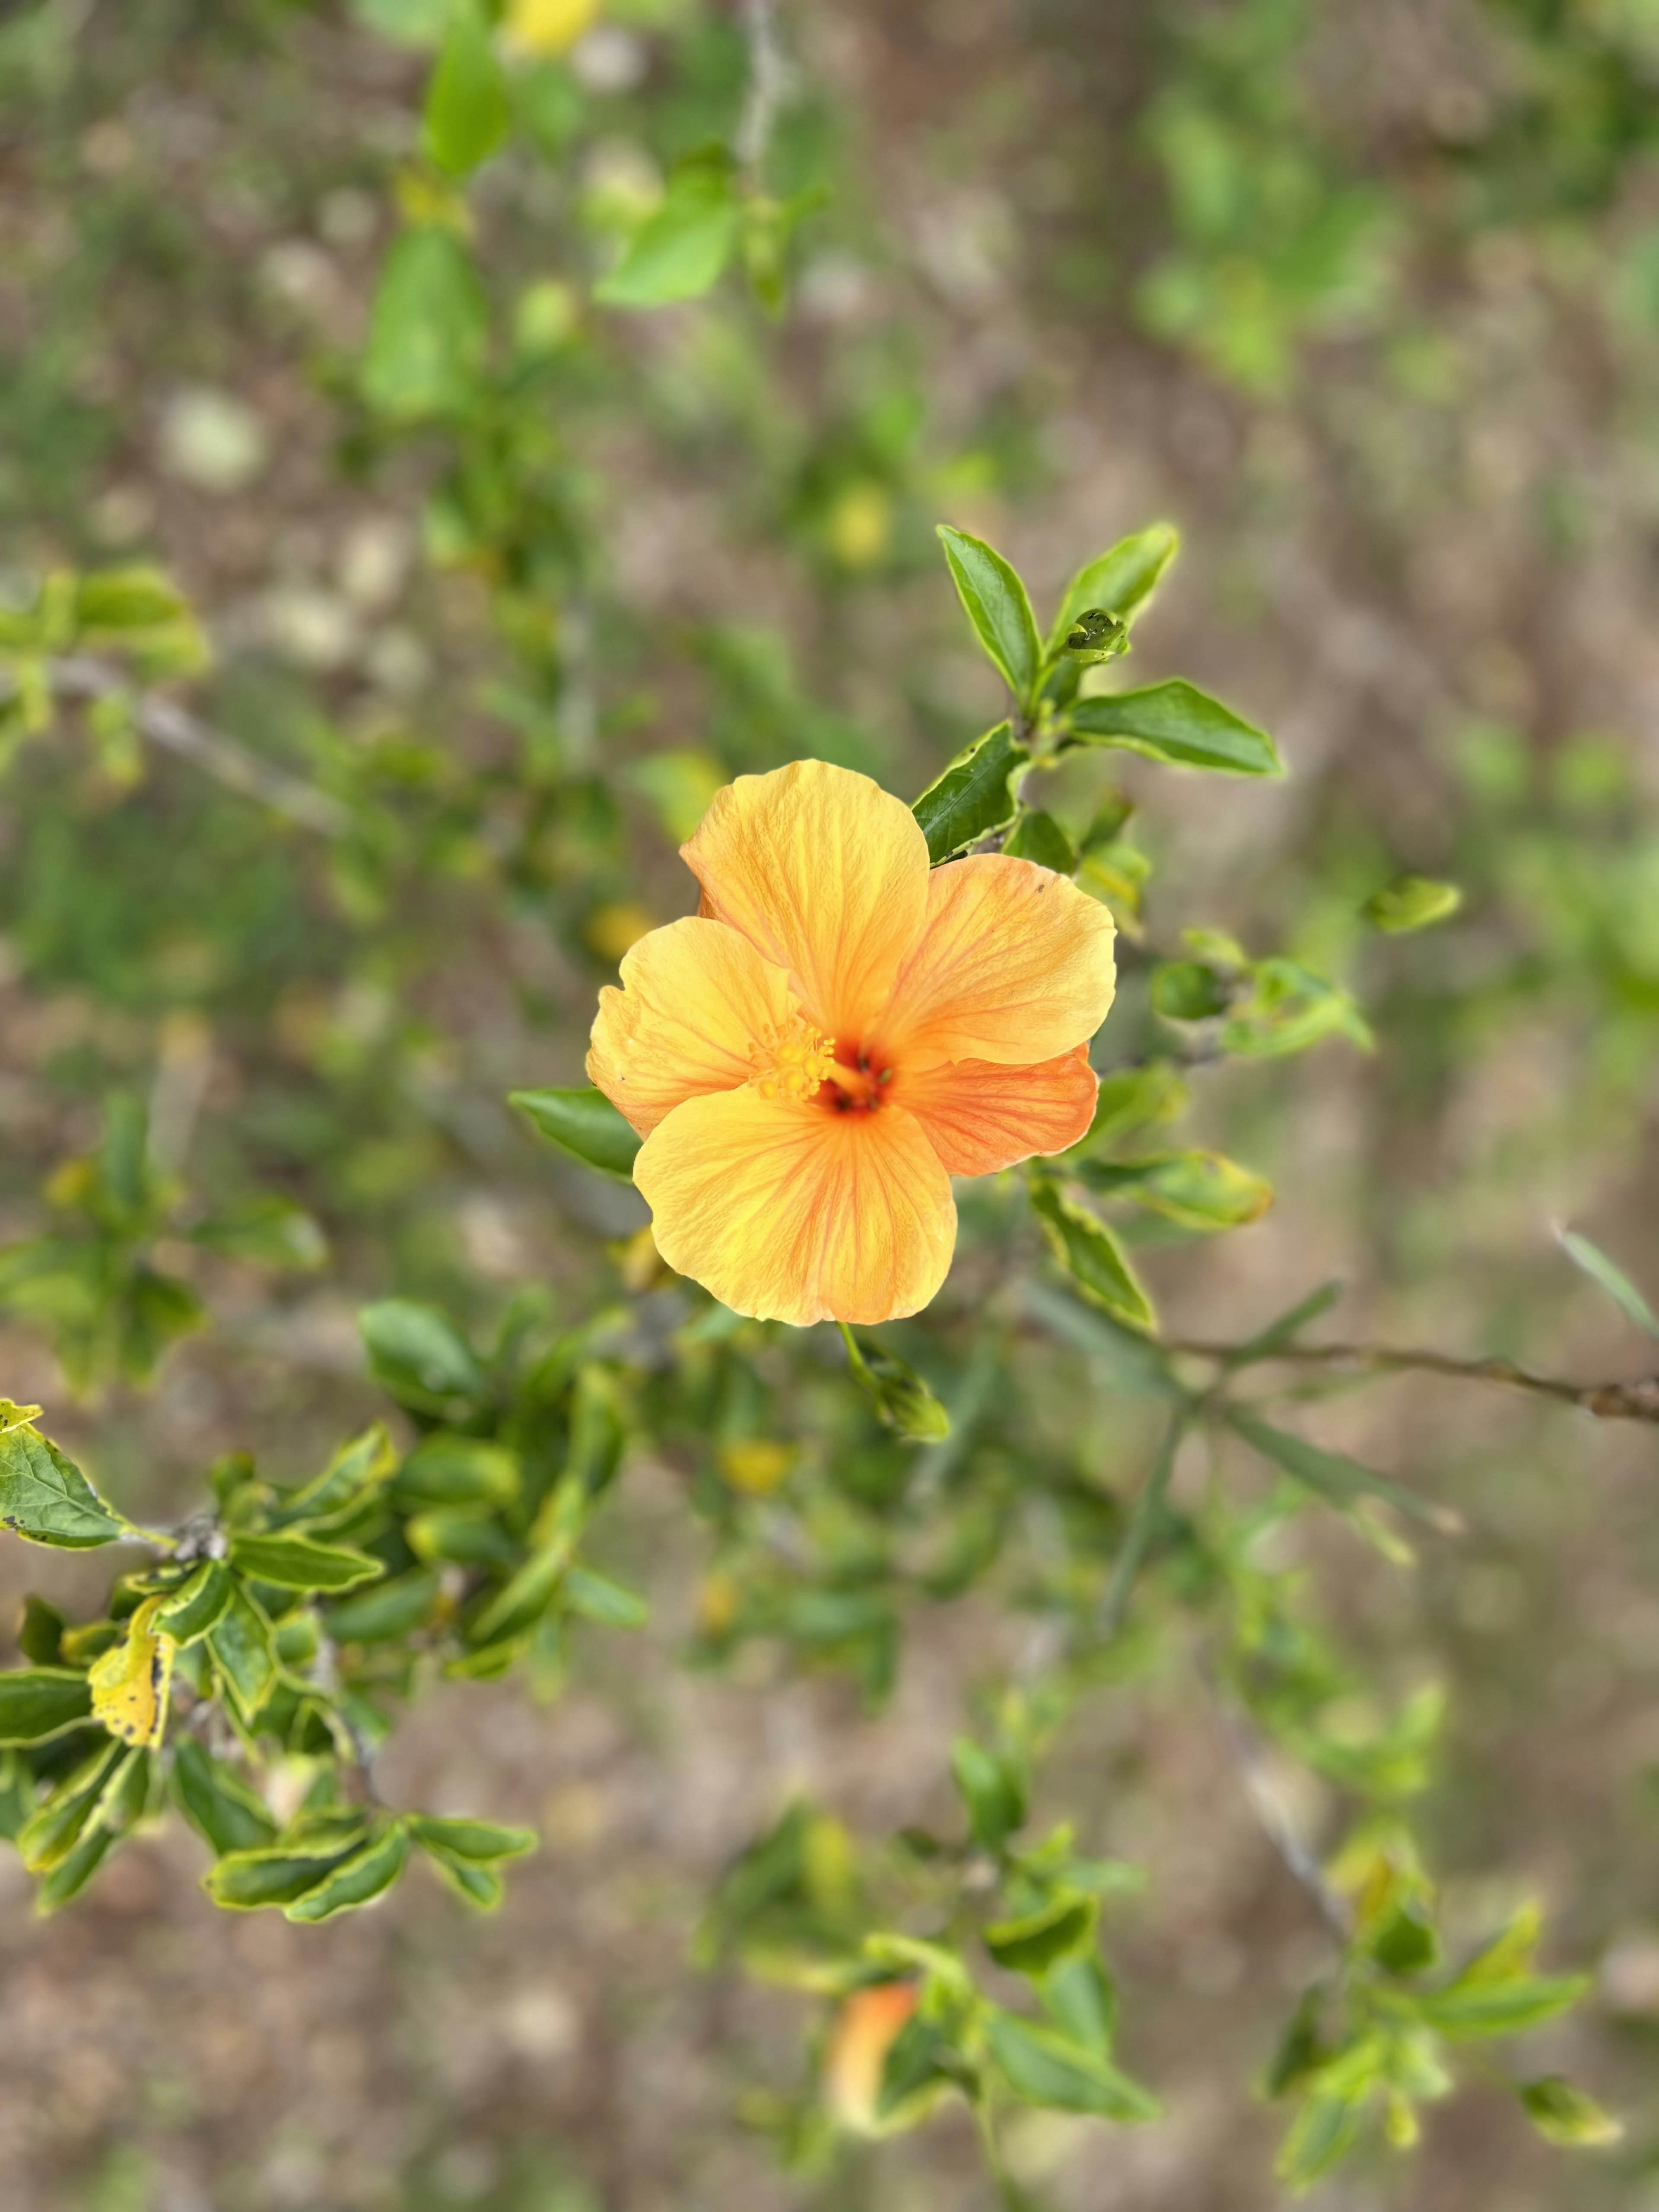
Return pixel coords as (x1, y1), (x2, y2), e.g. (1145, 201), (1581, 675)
(840, 1328), (950, 1443)
(1363, 876), (1463, 934)
(1048, 523), (1179, 655)
(1519, 2076), (1622, 2147)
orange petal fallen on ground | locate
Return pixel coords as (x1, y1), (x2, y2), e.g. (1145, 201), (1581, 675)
(825, 1981), (920, 2133)
(680, 759), (931, 1042)
(633, 1087), (955, 1327)
(876, 854), (1117, 1068)
(587, 916), (796, 1136)
(901, 1045), (1099, 1175)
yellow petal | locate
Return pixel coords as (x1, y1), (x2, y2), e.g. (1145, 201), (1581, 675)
(901, 1046), (1099, 1176)
(680, 760), (931, 1043)
(587, 916), (797, 1137)
(635, 1089), (956, 1326)
(875, 855), (1116, 1068)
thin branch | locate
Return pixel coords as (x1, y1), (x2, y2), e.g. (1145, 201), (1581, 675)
(1098, 1410), (1185, 1638)
(1164, 1336), (1659, 1425)
(48, 656), (351, 839)
(736, 0), (787, 176)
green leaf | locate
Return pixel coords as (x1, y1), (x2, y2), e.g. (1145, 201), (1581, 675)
(910, 721), (1029, 865)
(283, 1821), (410, 1923)
(271, 1424), (399, 1531)
(595, 150), (740, 308)
(324, 1567), (441, 1645)
(359, 1300), (486, 1414)
(1227, 1411), (1459, 1533)
(362, 229), (489, 421)
(1042, 1954), (1117, 2056)
(1073, 1062), (1190, 1152)
(394, 1435), (521, 1509)
(511, 1086), (642, 1180)
(1558, 1230), (1659, 1339)
(1363, 877), (1463, 934)
(0, 1426), (129, 1548)
(17, 1739), (126, 1873)
(205, 1831), (368, 1910)
(875, 2011), (955, 2120)
(1277, 2082), (1369, 2189)
(1415, 1973), (1591, 2040)
(840, 1328), (951, 1443)
(1222, 959), (1372, 1058)
(563, 1565), (650, 1628)
(985, 2010), (1160, 2122)
(207, 1586), (279, 1723)
(407, 1814), (537, 1863)
(1029, 1179), (1156, 1332)
(1150, 960), (1230, 1021)
(1518, 2076), (1622, 2147)
(171, 1738), (278, 1855)
(34, 1819), (121, 1913)
(0, 1400), (42, 1438)
(406, 1506), (516, 1568)
(1002, 809), (1077, 874)
(1048, 523), (1180, 655)
(983, 1894), (1098, 1977)
(73, 568), (193, 636)
(17, 1594), (64, 1665)
(935, 525), (1042, 703)
(1075, 1150), (1273, 1232)
(418, 1843), (505, 1910)
(423, 0), (509, 177)
(154, 1560), (233, 1646)
(228, 1534), (385, 1594)
(190, 1197), (327, 1271)
(1068, 680), (1281, 776)
(951, 1738), (1026, 1852)
(0, 1667), (94, 1745)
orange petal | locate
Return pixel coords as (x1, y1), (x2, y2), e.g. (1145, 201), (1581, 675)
(875, 855), (1116, 1068)
(634, 1090), (956, 1326)
(587, 916), (796, 1137)
(901, 1046), (1099, 1176)
(680, 760), (931, 1042)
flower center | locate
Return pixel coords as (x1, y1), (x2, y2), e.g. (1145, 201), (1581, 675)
(750, 1014), (837, 1102)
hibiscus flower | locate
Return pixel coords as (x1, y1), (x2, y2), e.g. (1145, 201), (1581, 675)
(588, 759), (1116, 1325)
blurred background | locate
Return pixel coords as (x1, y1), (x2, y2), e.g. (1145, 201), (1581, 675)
(4, 0), (1659, 2206)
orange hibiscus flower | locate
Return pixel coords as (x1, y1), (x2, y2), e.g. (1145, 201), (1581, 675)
(587, 759), (1116, 1326)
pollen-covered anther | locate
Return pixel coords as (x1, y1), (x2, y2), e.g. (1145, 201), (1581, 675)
(749, 1015), (836, 1102)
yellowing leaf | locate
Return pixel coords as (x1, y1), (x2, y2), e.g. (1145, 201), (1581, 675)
(505, 0), (600, 55)
(88, 1596), (175, 1749)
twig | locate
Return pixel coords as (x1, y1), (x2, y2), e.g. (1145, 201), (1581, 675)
(48, 656), (351, 838)
(736, 0), (787, 176)
(1204, 1666), (1351, 1941)
(1163, 1336), (1659, 1425)
(1098, 1410), (1185, 1638)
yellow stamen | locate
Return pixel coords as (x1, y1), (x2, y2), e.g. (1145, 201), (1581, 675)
(750, 1014), (836, 1102)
